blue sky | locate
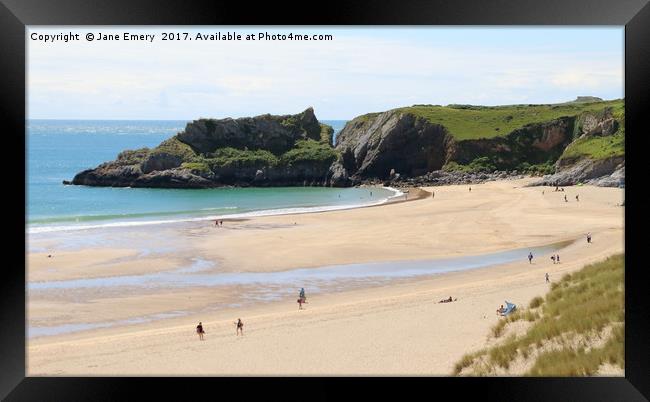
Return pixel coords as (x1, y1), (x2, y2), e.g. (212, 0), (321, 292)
(27, 27), (624, 120)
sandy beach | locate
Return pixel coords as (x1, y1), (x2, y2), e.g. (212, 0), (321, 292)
(27, 178), (624, 375)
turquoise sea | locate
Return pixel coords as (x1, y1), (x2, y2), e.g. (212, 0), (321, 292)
(27, 119), (399, 233)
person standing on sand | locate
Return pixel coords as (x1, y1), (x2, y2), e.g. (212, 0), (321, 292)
(556, 254), (560, 264)
(551, 255), (556, 264)
(432, 191), (435, 199)
(587, 233), (592, 243)
(236, 318), (244, 336)
(564, 195), (568, 202)
(196, 322), (205, 340)
(469, 187), (472, 192)
(576, 194), (579, 202)
(528, 252), (533, 264)
(545, 273), (550, 283)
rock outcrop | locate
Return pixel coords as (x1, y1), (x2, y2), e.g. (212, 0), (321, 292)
(335, 112), (576, 182)
(530, 158), (625, 187)
(70, 99), (624, 190)
(70, 108), (339, 188)
(335, 111), (450, 181)
(337, 100), (624, 188)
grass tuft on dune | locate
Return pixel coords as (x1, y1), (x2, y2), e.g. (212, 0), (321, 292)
(454, 253), (624, 376)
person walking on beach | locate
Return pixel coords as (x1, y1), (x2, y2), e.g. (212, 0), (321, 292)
(469, 187), (472, 192)
(235, 318), (244, 336)
(576, 194), (579, 202)
(545, 273), (550, 283)
(432, 191), (435, 199)
(587, 233), (592, 243)
(556, 254), (560, 264)
(564, 195), (568, 202)
(196, 322), (205, 340)
(528, 252), (534, 264)
(551, 255), (556, 264)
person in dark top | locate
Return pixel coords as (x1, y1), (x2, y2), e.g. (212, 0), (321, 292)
(556, 254), (560, 264)
(551, 255), (556, 264)
(196, 322), (205, 340)
(587, 233), (592, 243)
(545, 273), (550, 283)
(236, 318), (244, 336)
(528, 252), (533, 264)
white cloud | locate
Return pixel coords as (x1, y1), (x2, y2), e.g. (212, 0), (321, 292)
(27, 27), (623, 119)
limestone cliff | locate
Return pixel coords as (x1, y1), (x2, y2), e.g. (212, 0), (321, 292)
(333, 100), (624, 187)
(70, 108), (339, 188)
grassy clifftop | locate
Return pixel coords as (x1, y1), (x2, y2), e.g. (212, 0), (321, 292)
(394, 100), (623, 141)
(558, 101), (625, 162)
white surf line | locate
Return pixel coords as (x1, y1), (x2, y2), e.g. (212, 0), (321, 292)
(27, 188), (403, 234)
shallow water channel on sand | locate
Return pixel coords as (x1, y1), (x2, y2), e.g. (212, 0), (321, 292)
(28, 240), (571, 338)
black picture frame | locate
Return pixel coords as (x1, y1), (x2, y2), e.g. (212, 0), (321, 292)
(2, 0), (648, 400)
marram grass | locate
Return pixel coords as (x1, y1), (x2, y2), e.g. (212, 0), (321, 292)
(454, 254), (624, 376)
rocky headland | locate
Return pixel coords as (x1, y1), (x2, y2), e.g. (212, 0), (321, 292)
(68, 98), (625, 189)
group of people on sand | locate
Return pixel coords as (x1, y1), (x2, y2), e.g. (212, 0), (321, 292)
(550, 254), (560, 264)
(214, 220), (224, 227)
(196, 318), (244, 340)
(438, 296), (457, 303)
(563, 194), (580, 202)
(196, 288), (308, 340)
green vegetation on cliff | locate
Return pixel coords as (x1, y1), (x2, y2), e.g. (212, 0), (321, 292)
(206, 147), (279, 169)
(111, 110), (338, 180)
(116, 148), (149, 165)
(281, 139), (338, 166)
(151, 137), (196, 159)
(560, 133), (625, 161)
(454, 254), (624, 376)
(558, 103), (625, 163)
(394, 100), (623, 141)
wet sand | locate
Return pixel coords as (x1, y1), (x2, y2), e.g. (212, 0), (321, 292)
(27, 178), (624, 375)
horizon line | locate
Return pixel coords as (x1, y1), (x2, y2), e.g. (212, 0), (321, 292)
(26, 96), (624, 122)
